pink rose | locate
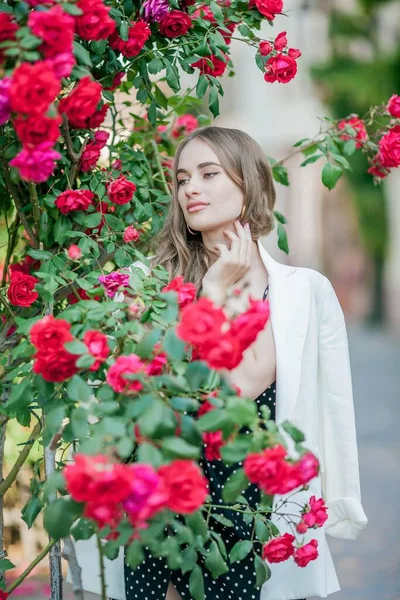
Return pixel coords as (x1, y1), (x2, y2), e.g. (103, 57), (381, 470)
(387, 94), (400, 118)
(254, 0), (283, 20)
(378, 126), (400, 168)
(67, 245), (82, 260)
(274, 31), (287, 51)
(338, 116), (368, 149)
(259, 41), (273, 56)
(106, 354), (145, 393)
(123, 226), (140, 243)
(84, 330), (110, 370)
(162, 276), (197, 308)
(55, 189), (94, 214)
(262, 533), (295, 563)
(98, 271), (130, 297)
(9, 142), (61, 183)
(264, 53), (298, 84)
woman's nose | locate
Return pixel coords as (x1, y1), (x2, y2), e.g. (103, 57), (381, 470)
(184, 179), (201, 196)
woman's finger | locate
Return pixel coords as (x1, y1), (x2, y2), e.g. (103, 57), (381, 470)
(223, 229), (240, 263)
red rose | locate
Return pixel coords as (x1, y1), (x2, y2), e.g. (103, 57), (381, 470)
(0, 13), (18, 62)
(7, 271), (38, 307)
(262, 533), (295, 563)
(55, 189), (94, 214)
(145, 352), (168, 376)
(105, 72), (125, 91)
(254, 0), (283, 20)
(109, 20), (151, 58)
(75, 0), (116, 41)
(244, 445), (298, 495)
(191, 54), (228, 77)
(264, 53), (298, 83)
(259, 41), (273, 56)
(0, 590), (9, 599)
(14, 114), (61, 148)
(367, 161), (388, 179)
(158, 460), (208, 513)
(203, 430), (225, 461)
(10, 255), (40, 275)
(162, 276), (197, 308)
(229, 297), (270, 350)
(28, 5), (75, 58)
(33, 348), (79, 382)
(199, 332), (244, 370)
(82, 103), (109, 129)
(84, 330), (110, 370)
(106, 354), (146, 393)
(378, 126), (400, 168)
(65, 454), (133, 503)
(30, 315), (73, 352)
(337, 116), (368, 149)
(80, 141), (101, 172)
(9, 61), (61, 115)
(58, 76), (102, 129)
(107, 175), (136, 205)
(387, 94), (400, 118)
(176, 297), (227, 346)
(274, 31), (287, 51)
(85, 501), (123, 529)
(292, 451), (319, 485)
(159, 10), (192, 38)
(193, 5), (216, 23)
(123, 226), (140, 243)
(293, 539), (319, 567)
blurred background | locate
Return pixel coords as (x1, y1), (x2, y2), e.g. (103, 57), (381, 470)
(2, 0), (400, 598)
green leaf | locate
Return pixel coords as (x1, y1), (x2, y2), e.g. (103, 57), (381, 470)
(181, 547), (197, 573)
(138, 399), (176, 438)
(160, 436), (200, 459)
(44, 498), (82, 539)
(0, 559), (15, 571)
(343, 139), (357, 156)
(105, 214), (124, 231)
(197, 409), (230, 432)
(148, 57), (164, 75)
(229, 540), (253, 563)
(205, 541), (229, 578)
(71, 518), (95, 541)
(73, 41), (92, 67)
(210, 513), (234, 528)
(21, 495), (43, 528)
(222, 468), (249, 504)
(170, 396), (199, 412)
(136, 327), (162, 359)
(300, 154), (323, 167)
(71, 407), (90, 438)
(321, 163), (343, 190)
(196, 75), (209, 99)
(186, 511), (208, 538)
(162, 328), (186, 361)
(226, 397), (257, 426)
(114, 248), (133, 267)
(64, 340), (88, 355)
(137, 443), (163, 467)
(273, 210), (287, 225)
(254, 554), (271, 587)
(63, 2), (84, 15)
(126, 540), (145, 570)
(67, 375), (92, 403)
(281, 420), (305, 443)
(220, 437), (251, 463)
(189, 565), (205, 600)
(20, 34), (42, 50)
(165, 62), (180, 93)
(4, 379), (33, 415)
(277, 222), (289, 255)
(208, 87), (220, 118)
(27, 249), (53, 260)
(254, 519), (271, 542)
(185, 361), (210, 391)
(272, 164), (289, 186)
(120, 21), (129, 41)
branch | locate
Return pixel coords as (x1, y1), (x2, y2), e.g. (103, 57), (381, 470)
(62, 536), (84, 600)
(6, 538), (57, 594)
(0, 159), (39, 249)
(62, 114), (88, 188)
(275, 137), (326, 167)
(1, 213), (20, 288)
(0, 420), (42, 497)
(28, 182), (40, 239)
(150, 139), (170, 196)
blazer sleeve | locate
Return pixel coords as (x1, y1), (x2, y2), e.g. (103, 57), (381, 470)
(317, 275), (368, 540)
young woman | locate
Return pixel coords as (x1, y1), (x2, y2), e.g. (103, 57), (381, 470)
(73, 127), (367, 600)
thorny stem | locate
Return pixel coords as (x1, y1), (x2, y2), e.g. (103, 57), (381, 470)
(0, 420), (42, 497)
(0, 159), (38, 248)
(1, 213), (20, 287)
(28, 182), (40, 238)
(150, 139), (170, 196)
(6, 539), (57, 594)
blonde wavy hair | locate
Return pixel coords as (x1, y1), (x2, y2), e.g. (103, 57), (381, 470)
(149, 126), (276, 293)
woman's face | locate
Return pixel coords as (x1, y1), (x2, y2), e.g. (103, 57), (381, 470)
(176, 138), (244, 233)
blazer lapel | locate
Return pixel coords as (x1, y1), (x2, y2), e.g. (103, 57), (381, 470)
(257, 239), (311, 422)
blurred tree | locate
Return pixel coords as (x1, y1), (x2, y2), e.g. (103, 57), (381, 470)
(311, 0), (400, 323)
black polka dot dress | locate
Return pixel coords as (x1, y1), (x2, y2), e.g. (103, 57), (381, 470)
(116, 285), (306, 600)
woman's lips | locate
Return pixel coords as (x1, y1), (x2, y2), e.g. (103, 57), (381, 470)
(187, 204), (208, 213)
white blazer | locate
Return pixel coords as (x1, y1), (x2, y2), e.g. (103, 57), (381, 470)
(68, 238), (368, 599)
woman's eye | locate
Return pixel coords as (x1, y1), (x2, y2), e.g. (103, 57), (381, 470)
(204, 172), (219, 179)
(177, 179), (189, 186)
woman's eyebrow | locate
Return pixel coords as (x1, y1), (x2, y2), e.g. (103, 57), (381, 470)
(176, 161), (221, 174)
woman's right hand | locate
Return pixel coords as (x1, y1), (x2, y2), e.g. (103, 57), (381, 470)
(201, 220), (252, 302)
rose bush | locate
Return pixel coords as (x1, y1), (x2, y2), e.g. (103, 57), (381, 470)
(0, 0), (398, 599)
